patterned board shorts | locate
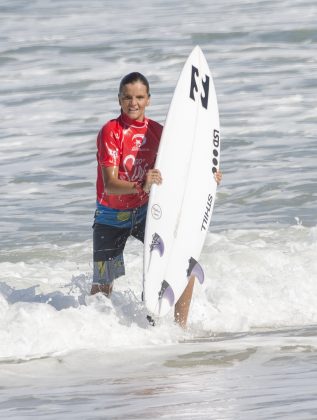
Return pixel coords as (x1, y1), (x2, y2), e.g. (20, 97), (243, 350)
(92, 205), (147, 285)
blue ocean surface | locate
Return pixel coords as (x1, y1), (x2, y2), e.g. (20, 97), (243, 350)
(0, 0), (317, 418)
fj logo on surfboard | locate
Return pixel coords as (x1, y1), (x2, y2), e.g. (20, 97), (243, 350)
(189, 65), (210, 109)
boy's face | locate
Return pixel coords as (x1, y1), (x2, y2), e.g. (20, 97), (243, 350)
(118, 81), (150, 122)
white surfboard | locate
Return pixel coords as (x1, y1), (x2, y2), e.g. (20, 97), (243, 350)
(143, 45), (220, 317)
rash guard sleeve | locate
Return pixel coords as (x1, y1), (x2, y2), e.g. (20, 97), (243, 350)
(97, 123), (121, 167)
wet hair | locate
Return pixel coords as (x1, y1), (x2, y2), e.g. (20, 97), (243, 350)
(118, 72), (150, 96)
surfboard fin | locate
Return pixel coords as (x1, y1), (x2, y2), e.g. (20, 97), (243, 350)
(187, 257), (204, 284)
(150, 233), (164, 256)
(158, 280), (175, 306)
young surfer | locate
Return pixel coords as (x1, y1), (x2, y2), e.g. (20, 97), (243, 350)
(91, 72), (222, 328)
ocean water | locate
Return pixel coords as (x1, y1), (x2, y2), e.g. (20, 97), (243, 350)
(1, 0), (317, 418)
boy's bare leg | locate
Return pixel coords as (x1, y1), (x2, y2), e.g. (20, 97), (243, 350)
(90, 283), (113, 297)
(174, 276), (195, 328)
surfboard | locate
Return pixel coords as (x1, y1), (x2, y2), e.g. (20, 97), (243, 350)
(143, 45), (220, 317)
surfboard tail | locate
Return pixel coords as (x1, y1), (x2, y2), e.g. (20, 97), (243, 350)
(143, 279), (175, 318)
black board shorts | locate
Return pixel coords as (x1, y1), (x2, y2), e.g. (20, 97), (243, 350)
(92, 219), (145, 285)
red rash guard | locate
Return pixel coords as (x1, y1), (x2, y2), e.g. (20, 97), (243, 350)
(96, 113), (163, 210)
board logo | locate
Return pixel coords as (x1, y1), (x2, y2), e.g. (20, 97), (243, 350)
(212, 129), (220, 174)
(151, 204), (162, 220)
(189, 65), (210, 109)
(201, 193), (213, 231)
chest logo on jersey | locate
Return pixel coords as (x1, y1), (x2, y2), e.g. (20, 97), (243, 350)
(122, 155), (148, 182)
(189, 65), (210, 110)
(132, 134), (147, 151)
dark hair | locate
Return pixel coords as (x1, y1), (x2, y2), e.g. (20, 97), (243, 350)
(118, 72), (150, 96)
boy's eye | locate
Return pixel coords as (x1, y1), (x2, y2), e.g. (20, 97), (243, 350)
(122, 95), (145, 101)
